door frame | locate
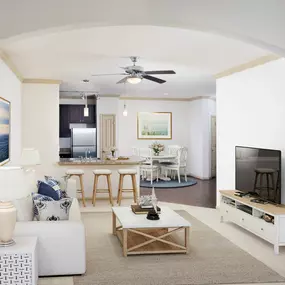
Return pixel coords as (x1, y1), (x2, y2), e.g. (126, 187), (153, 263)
(210, 115), (216, 178)
(99, 114), (116, 159)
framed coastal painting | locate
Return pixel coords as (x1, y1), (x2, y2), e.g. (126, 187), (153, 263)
(137, 112), (172, 140)
(0, 97), (10, 166)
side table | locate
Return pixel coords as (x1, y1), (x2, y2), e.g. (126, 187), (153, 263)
(0, 237), (38, 285)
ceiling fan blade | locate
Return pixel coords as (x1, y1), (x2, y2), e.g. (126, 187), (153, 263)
(143, 75), (166, 84)
(91, 73), (126, 76)
(144, 70), (176, 75)
(116, 76), (129, 84)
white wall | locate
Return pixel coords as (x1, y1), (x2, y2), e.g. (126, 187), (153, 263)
(217, 58), (285, 205)
(22, 83), (60, 178)
(0, 58), (22, 165)
(117, 99), (190, 156)
(188, 98), (216, 179)
(96, 97), (216, 178)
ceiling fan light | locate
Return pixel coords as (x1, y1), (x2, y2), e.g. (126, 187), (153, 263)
(127, 76), (142, 84)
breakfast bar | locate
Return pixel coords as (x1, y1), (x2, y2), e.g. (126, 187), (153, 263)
(57, 156), (144, 200)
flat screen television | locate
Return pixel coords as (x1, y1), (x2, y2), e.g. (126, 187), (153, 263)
(235, 146), (281, 204)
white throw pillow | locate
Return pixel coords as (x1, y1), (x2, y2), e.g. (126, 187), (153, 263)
(12, 195), (34, 222)
(34, 198), (73, 221)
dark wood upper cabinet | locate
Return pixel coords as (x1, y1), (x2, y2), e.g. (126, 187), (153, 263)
(69, 105), (85, 123)
(59, 105), (71, 137)
(59, 104), (96, 137)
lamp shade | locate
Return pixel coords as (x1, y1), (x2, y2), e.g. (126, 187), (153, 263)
(21, 148), (41, 166)
(0, 167), (31, 201)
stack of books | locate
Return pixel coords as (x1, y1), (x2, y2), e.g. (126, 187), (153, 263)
(131, 205), (161, 215)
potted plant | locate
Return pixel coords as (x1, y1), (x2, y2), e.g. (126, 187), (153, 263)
(149, 141), (165, 156)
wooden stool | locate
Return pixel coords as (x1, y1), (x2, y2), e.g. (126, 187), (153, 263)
(253, 168), (276, 200)
(117, 169), (138, 206)
(66, 169), (86, 207)
(92, 169), (114, 206)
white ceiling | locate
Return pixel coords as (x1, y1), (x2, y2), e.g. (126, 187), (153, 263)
(0, 25), (271, 98)
(0, 0), (285, 54)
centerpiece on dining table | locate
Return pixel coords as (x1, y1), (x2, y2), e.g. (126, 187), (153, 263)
(149, 141), (165, 156)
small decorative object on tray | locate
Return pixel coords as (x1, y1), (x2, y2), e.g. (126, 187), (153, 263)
(149, 141), (165, 156)
(147, 187), (160, 220)
(262, 213), (274, 224)
(131, 204), (161, 215)
(138, 195), (153, 208)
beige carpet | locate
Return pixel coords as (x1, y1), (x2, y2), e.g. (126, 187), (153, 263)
(74, 211), (285, 285)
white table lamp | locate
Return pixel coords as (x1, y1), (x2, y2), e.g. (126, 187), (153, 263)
(21, 148), (41, 169)
(0, 167), (31, 246)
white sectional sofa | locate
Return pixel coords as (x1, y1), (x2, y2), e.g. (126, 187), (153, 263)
(14, 179), (86, 276)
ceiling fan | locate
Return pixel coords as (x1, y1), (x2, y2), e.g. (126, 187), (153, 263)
(91, 56), (176, 84)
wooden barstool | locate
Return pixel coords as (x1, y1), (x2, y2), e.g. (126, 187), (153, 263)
(117, 169), (138, 206)
(66, 169), (86, 207)
(92, 169), (114, 206)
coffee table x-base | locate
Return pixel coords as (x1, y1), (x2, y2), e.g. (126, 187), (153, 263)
(112, 206), (191, 257)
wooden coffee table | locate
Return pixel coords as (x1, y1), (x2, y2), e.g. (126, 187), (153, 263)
(112, 206), (191, 257)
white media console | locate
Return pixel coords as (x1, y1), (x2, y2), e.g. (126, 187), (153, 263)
(220, 190), (285, 254)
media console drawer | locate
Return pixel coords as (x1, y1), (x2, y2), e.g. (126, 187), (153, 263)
(251, 219), (275, 242)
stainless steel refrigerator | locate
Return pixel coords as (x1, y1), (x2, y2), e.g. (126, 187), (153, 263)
(71, 128), (97, 158)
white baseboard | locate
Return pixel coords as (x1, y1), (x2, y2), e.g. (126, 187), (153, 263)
(187, 172), (213, 180)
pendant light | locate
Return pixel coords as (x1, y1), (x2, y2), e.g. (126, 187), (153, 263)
(123, 101), (128, 116)
(122, 83), (128, 116)
(83, 94), (89, 117)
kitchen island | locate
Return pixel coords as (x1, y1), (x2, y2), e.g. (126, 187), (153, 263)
(57, 156), (144, 201)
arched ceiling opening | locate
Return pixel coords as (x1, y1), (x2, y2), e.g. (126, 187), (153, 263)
(0, 1), (283, 98)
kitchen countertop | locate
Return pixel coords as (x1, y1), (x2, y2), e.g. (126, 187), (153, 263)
(58, 156), (145, 166)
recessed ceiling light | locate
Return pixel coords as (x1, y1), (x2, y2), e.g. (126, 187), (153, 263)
(164, 93), (169, 96)
(82, 79), (89, 83)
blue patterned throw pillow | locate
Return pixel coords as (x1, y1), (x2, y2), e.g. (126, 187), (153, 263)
(37, 181), (60, 201)
(44, 176), (68, 199)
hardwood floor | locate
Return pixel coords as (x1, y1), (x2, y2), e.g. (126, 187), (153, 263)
(140, 178), (216, 208)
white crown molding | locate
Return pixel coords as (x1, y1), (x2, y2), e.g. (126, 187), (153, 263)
(0, 50), (23, 82)
(119, 95), (215, 102)
(23, 78), (62, 84)
(215, 54), (281, 79)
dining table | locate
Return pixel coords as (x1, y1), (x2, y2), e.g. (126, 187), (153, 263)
(139, 153), (177, 181)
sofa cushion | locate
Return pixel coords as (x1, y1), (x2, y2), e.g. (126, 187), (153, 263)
(44, 176), (68, 199)
(12, 195), (34, 221)
(34, 198), (73, 221)
(38, 181), (60, 201)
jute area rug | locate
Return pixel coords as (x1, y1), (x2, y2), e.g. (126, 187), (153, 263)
(74, 211), (285, 285)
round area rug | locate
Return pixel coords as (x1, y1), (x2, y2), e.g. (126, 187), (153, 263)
(140, 177), (197, 188)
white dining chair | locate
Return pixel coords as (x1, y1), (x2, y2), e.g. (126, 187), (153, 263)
(159, 145), (182, 166)
(139, 148), (159, 184)
(168, 145), (182, 155)
(161, 147), (188, 183)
